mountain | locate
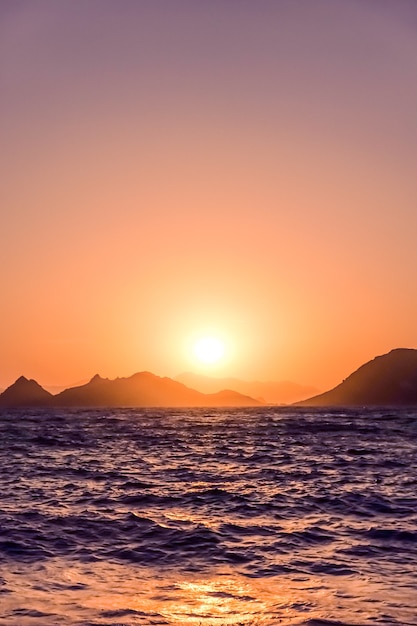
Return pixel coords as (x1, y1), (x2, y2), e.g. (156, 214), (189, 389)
(50, 372), (259, 408)
(43, 379), (90, 394)
(297, 348), (417, 406)
(0, 376), (53, 407)
(176, 372), (318, 404)
(0, 373), (259, 408)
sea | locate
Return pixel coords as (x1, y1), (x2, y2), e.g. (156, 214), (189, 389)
(0, 407), (416, 626)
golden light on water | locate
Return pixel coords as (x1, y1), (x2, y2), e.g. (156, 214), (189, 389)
(81, 569), (313, 625)
(162, 578), (269, 624)
(3, 557), (415, 624)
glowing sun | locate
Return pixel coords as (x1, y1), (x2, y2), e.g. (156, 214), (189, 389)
(194, 336), (225, 364)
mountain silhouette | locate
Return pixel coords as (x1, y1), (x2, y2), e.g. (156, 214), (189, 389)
(0, 376), (53, 407)
(0, 372), (259, 408)
(176, 372), (317, 404)
(297, 348), (417, 406)
(4, 349), (417, 408)
(53, 372), (259, 407)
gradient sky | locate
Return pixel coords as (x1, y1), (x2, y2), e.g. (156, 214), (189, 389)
(2, 0), (417, 390)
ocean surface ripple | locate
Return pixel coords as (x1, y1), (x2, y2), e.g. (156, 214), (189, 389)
(0, 407), (416, 625)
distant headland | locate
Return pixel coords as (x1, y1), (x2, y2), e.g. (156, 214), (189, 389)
(296, 348), (417, 406)
(175, 372), (318, 405)
(1, 348), (417, 408)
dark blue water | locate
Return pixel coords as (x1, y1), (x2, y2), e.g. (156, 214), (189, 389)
(0, 407), (416, 625)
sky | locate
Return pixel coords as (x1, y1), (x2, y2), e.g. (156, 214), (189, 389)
(1, 0), (417, 391)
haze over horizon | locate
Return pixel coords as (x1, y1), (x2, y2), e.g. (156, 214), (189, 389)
(2, 1), (417, 390)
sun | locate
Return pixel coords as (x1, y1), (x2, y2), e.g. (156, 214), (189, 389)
(194, 336), (225, 364)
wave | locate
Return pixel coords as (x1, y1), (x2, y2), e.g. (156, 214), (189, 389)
(0, 407), (416, 625)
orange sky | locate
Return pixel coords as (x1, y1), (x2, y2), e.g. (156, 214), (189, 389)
(2, 1), (417, 391)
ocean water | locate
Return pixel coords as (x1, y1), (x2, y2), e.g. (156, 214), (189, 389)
(0, 407), (416, 626)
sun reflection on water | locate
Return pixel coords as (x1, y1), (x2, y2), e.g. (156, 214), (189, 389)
(77, 566), (328, 625)
(3, 557), (415, 625)
(80, 570), (284, 624)
(162, 578), (268, 624)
